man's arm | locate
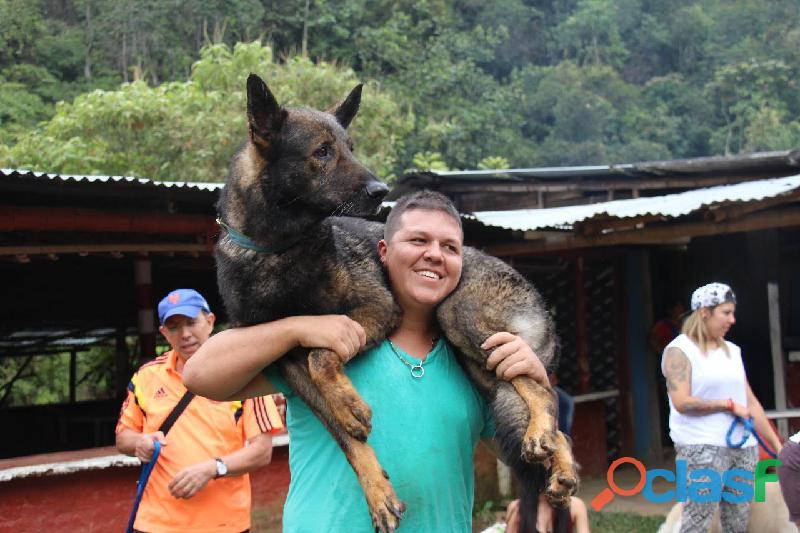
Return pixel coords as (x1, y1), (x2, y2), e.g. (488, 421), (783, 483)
(663, 347), (749, 416)
(183, 315), (366, 401)
(167, 433), (273, 499)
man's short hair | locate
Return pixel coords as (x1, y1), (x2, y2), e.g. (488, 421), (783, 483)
(384, 190), (462, 242)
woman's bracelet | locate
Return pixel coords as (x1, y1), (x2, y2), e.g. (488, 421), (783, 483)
(726, 398), (734, 412)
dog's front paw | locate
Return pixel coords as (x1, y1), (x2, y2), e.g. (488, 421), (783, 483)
(338, 393), (373, 441)
(366, 471), (406, 533)
(521, 430), (557, 462)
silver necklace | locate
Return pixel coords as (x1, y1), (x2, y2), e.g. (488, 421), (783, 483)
(386, 338), (428, 378)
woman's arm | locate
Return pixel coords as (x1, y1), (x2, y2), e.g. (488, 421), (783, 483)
(183, 315), (366, 401)
(663, 347), (749, 416)
(745, 381), (783, 454)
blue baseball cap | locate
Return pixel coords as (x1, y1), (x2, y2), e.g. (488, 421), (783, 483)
(158, 289), (211, 324)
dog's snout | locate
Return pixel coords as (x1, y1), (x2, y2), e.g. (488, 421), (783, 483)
(365, 180), (389, 199)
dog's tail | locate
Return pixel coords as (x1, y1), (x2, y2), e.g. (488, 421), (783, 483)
(492, 381), (571, 533)
(516, 463), (544, 533)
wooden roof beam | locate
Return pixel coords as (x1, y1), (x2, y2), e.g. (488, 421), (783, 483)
(0, 243), (210, 256)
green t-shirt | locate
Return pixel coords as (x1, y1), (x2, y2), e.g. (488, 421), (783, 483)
(265, 338), (494, 533)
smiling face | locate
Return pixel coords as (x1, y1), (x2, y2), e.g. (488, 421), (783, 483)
(378, 208), (463, 315)
(702, 301), (736, 340)
(159, 311), (215, 363)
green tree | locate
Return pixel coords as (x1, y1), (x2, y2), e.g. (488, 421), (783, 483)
(477, 156), (510, 170)
(1, 42), (412, 181)
(411, 151), (449, 171)
(0, 0), (46, 66)
(552, 0), (629, 68)
(705, 59), (799, 154)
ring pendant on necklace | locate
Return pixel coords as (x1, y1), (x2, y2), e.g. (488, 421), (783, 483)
(387, 339), (427, 378)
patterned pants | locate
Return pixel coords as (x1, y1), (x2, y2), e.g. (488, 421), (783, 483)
(675, 444), (758, 533)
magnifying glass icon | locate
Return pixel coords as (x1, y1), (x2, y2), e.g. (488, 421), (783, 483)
(591, 457), (647, 511)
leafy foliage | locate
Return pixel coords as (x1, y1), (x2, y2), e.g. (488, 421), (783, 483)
(0, 347), (117, 407)
(2, 42), (412, 181)
(2, 0), (800, 177)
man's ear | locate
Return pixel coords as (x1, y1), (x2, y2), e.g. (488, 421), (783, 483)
(329, 84), (363, 129)
(246, 73), (287, 149)
(377, 239), (387, 264)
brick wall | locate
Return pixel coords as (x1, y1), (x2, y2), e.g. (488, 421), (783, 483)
(0, 447), (290, 533)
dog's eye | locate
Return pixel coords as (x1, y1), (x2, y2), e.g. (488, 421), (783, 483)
(313, 146), (330, 158)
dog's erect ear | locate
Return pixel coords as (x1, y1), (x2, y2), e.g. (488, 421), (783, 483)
(246, 73), (287, 148)
(330, 84), (363, 129)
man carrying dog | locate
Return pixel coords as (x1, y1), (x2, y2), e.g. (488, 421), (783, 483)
(116, 288), (283, 533)
(184, 192), (549, 532)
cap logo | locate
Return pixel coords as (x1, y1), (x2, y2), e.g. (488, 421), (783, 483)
(168, 292), (181, 304)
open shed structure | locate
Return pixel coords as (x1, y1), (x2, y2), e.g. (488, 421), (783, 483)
(393, 150), (800, 470)
(3, 149), (800, 472)
(1, 169), (221, 457)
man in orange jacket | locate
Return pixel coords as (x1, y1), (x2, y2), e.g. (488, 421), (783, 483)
(116, 288), (283, 533)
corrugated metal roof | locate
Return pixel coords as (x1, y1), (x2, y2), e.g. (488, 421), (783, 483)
(470, 174), (800, 231)
(429, 165), (631, 180)
(0, 168), (224, 191)
(400, 149), (800, 183)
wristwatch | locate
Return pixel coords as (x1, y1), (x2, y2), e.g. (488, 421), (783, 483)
(214, 457), (228, 478)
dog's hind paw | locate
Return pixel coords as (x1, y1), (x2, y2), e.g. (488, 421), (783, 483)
(545, 472), (578, 508)
(521, 431), (556, 463)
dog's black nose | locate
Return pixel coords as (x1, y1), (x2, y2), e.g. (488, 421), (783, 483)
(365, 180), (389, 199)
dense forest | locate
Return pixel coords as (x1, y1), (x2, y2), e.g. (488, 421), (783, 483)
(2, 0), (800, 182)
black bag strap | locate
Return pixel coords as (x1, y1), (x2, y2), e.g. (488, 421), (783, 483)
(158, 390), (195, 436)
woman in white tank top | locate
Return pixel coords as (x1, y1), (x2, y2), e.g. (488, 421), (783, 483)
(661, 283), (783, 532)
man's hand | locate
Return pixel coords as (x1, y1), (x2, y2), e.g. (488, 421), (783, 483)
(168, 460), (216, 499)
(134, 431), (167, 462)
(288, 315), (367, 362)
(483, 332), (548, 386)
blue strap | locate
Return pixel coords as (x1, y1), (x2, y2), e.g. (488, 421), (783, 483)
(216, 217), (274, 253)
(726, 416), (778, 458)
(125, 440), (161, 533)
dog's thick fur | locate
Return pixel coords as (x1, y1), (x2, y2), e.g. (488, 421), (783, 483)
(657, 481), (799, 533)
(214, 74), (578, 532)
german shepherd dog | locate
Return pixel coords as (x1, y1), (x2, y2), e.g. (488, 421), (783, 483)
(215, 74), (578, 532)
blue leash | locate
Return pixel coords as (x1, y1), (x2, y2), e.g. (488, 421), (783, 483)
(726, 416), (778, 458)
(125, 440), (161, 533)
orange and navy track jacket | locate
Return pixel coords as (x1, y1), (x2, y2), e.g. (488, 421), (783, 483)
(116, 350), (283, 533)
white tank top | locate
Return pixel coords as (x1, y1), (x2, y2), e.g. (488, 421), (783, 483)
(661, 334), (754, 447)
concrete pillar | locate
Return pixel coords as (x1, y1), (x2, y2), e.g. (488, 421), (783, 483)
(575, 257), (590, 393)
(69, 350), (77, 403)
(114, 326), (131, 398)
(625, 250), (663, 463)
(134, 259), (156, 361)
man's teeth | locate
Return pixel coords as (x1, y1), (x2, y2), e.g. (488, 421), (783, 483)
(417, 271), (440, 279)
